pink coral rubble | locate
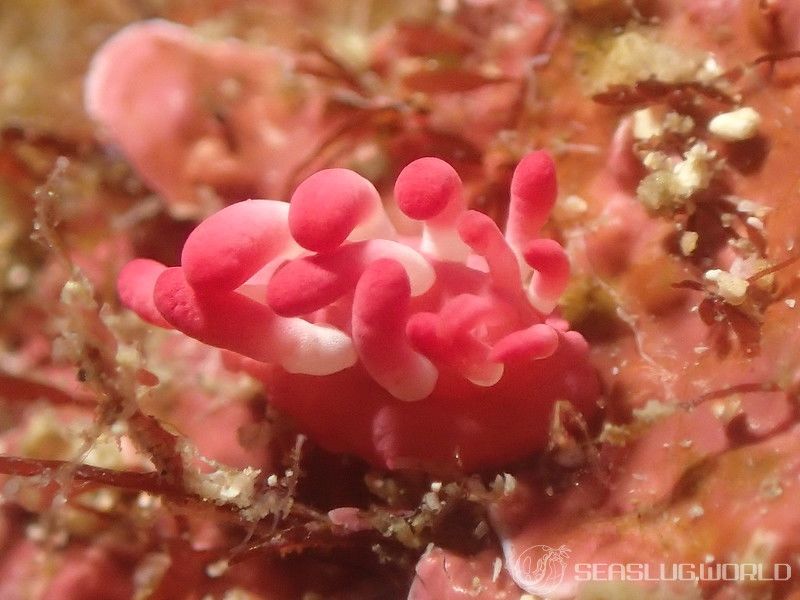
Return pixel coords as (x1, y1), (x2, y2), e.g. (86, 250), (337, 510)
(117, 153), (599, 471)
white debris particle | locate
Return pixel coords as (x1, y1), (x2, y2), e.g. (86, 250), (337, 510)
(633, 109), (694, 140)
(711, 398), (742, 422)
(588, 32), (713, 93)
(503, 474), (517, 495)
(785, 299), (796, 308)
(180, 442), (260, 508)
(87, 489), (117, 512)
(267, 474), (278, 487)
(492, 557), (503, 582)
(637, 143), (718, 211)
(673, 143), (717, 197)
(84, 432), (126, 470)
(110, 421), (128, 436)
(20, 410), (80, 461)
(641, 150), (669, 171)
(708, 107), (761, 141)
(473, 520), (489, 538)
(732, 196), (771, 219)
(730, 256), (773, 290)
(680, 231), (699, 256)
(558, 194), (588, 219)
(663, 112), (694, 135)
(633, 400), (677, 423)
(6, 264), (30, 289)
(430, 481), (442, 493)
(25, 523), (46, 542)
(598, 422), (631, 445)
(422, 491), (442, 511)
(221, 590), (257, 600)
(700, 56), (724, 80)
(688, 504), (705, 519)
(760, 477), (783, 499)
(205, 558), (229, 578)
(136, 493), (156, 509)
(745, 216), (765, 231)
(114, 345), (141, 372)
(633, 108), (662, 140)
(704, 269), (749, 305)
(134, 552), (171, 594)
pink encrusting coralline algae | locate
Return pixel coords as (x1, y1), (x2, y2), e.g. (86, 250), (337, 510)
(117, 153), (599, 471)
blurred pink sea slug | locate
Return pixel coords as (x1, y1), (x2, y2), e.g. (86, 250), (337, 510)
(118, 153), (599, 471)
(85, 20), (319, 217)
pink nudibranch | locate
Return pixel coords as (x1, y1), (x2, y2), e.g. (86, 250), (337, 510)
(118, 153), (599, 470)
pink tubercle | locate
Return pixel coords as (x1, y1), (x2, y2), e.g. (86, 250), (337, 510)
(489, 323), (560, 363)
(152, 267), (355, 375)
(505, 150), (558, 261)
(181, 200), (294, 291)
(288, 168), (393, 253)
(458, 210), (527, 303)
(394, 157), (464, 221)
(523, 238), (571, 314)
(117, 258), (172, 328)
(395, 157), (471, 260)
(352, 260), (438, 402)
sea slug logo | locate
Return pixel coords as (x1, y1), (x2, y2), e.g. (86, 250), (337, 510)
(512, 544), (571, 596)
(509, 543), (792, 596)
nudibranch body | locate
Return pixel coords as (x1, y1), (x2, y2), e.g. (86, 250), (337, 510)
(118, 153), (599, 471)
